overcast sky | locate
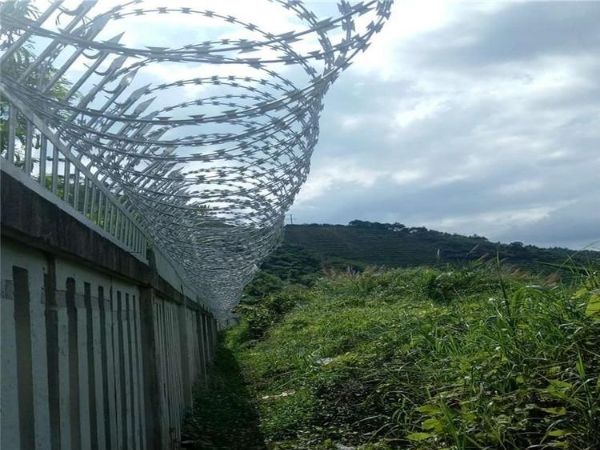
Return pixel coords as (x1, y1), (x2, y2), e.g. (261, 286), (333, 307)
(288, 1), (600, 250)
(47, 0), (600, 250)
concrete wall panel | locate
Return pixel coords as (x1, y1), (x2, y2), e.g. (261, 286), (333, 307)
(1, 236), (217, 450)
(1, 276), (21, 450)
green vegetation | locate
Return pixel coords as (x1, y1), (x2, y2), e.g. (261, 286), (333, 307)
(183, 224), (600, 448)
(184, 346), (266, 450)
(1, 0), (76, 162)
(186, 261), (600, 449)
(235, 244), (321, 342)
(280, 222), (599, 273)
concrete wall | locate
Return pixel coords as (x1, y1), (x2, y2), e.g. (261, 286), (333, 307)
(1, 173), (218, 450)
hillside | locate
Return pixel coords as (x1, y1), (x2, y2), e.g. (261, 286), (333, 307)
(272, 221), (599, 276)
(181, 222), (600, 449)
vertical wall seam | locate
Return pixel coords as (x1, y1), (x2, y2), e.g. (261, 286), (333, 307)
(44, 256), (61, 450)
(66, 277), (81, 449)
(98, 286), (113, 450)
(13, 266), (36, 450)
(84, 282), (99, 450)
(117, 290), (128, 450)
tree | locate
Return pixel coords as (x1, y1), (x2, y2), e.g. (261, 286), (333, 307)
(1, 1), (73, 159)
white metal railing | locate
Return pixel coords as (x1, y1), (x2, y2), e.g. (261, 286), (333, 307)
(1, 95), (148, 258)
(0, 0), (392, 317)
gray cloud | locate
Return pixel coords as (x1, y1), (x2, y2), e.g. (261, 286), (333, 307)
(290, 1), (600, 250)
(416, 2), (600, 68)
(497, 195), (600, 250)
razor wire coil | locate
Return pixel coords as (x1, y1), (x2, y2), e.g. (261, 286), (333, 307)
(0, 0), (392, 318)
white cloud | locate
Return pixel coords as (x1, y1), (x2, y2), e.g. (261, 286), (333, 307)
(339, 115), (364, 130)
(393, 98), (446, 128)
(496, 180), (543, 196)
(351, 1), (508, 80)
(294, 159), (385, 203)
(391, 169), (423, 185)
(432, 202), (572, 238)
(350, 1), (454, 79)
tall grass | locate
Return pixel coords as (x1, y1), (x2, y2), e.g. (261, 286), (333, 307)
(226, 265), (600, 449)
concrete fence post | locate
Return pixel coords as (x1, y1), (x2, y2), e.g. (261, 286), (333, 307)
(44, 254), (62, 450)
(139, 286), (163, 450)
(13, 266), (35, 450)
(196, 310), (207, 382)
(202, 314), (211, 367)
(208, 317), (217, 360)
(178, 300), (192, 408)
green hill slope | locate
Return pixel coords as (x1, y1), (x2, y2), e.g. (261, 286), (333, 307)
(277, 221), (599, 275)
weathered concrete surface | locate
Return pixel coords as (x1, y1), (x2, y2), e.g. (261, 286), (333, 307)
(1, 173), (218, 450)
(1, 171), (206, 309)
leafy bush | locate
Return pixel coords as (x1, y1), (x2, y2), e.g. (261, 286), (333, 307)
(236, 285), (312, 342)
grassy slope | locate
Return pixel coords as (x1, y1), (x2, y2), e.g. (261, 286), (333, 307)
(225, 266), (600, 450)
(184, 346), (266, 450)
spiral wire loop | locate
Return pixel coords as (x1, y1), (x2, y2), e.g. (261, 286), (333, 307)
(0, 0), (392, 318)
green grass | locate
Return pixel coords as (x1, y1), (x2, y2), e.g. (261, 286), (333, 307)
(219, 265), (600, 449)
(183, 345), (266, 450)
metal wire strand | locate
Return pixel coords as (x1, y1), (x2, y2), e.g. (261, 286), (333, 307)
(0, 0), (393, 319)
